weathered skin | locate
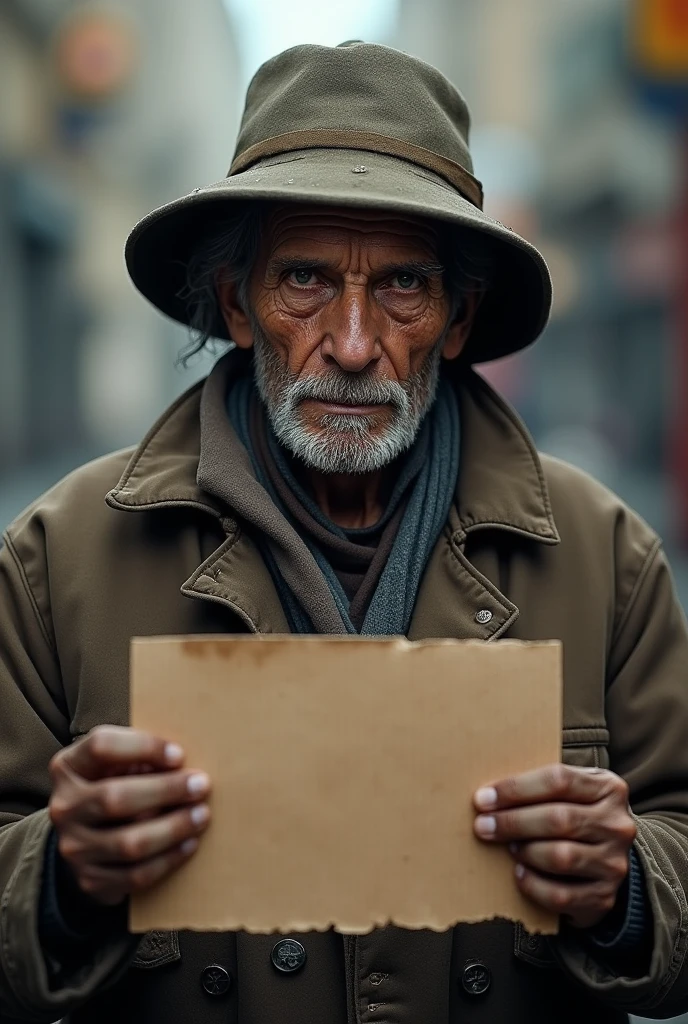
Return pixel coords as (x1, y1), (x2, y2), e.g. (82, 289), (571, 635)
(218, 205), (476, 528)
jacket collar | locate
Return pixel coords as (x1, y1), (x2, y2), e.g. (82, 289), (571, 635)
(106, 354), (560, 547)
(454, 370), (559, 544)
(106, 377), (223, 518)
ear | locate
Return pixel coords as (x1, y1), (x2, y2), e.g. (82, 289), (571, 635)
(217, 277), (254, 350)
(442, 290), (484, 362)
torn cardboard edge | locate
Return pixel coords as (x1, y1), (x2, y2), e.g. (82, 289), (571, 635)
(132, 912), (558, 937)
(130, 635), (562, 935)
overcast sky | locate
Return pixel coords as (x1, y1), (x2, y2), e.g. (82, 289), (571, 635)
(225, 0), (399, 87)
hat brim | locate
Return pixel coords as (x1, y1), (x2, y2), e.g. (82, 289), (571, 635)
(125, 148), (552, 364)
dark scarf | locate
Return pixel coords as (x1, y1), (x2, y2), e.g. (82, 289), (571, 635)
(226, 372), (460, 636)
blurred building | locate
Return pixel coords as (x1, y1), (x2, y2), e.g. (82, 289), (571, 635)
(536, 0), (678, 526)
(395, 0), (688, 609)
(0, 0), (240, 525)
(0, 0), (81, 473)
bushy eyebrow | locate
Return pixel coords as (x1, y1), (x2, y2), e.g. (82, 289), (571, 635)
(266, 256), (331, 274)
(383, 259), (445, 278)
(266, 256), (445, 278)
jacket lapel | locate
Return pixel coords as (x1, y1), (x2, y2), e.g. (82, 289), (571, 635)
(181, 528), (290, 634)
(107, 360), (560, 638)
(408, 509), (519, 641)
(410, 369), (559, 640)
(107, 357), (291, 635)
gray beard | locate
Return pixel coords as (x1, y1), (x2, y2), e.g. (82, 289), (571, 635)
(251, 318), (443, 474)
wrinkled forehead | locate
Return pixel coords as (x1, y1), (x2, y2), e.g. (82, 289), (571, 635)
(261, 203), (443, 258)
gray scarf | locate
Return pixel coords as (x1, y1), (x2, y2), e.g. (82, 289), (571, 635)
(226, 371), (460, 636)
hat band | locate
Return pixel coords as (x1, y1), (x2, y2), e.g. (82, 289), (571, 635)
(228, 128), (484, 210)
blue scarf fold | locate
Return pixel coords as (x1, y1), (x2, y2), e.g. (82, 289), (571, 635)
(227, 376), (460, 636)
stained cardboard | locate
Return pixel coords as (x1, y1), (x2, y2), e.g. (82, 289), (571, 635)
(130, 636), (562, 935)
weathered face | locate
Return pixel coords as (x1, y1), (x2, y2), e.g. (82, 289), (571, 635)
(218, 204), (477, 473)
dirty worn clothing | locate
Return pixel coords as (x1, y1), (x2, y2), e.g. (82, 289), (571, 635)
(1, 357), (688, 1023)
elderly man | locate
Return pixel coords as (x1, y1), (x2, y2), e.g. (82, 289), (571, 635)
(1, 41), (687, 1024)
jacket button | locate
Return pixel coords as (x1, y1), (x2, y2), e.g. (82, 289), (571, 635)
(475, 609), (493, 624)
(200, 964), (232, 996)
(271, 939), (307, 973)
(461, 960), (491, 996)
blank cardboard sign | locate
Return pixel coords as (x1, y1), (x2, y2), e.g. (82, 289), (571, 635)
(130, 636), (562, 935)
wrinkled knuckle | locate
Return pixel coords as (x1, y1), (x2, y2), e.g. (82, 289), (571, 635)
(552, 842), (577, 874)
(551, 886), (573, 911)
(117, 833), (145, 863)
(611, 774), (629, 801)
(621, 817), (637, 843)
(551, 805), (572, 836)
(48, 751), (66, 780)
(87, 725), (108, 751)
(611, 815), (637, 846)
(57, 834), (83, 863)
(48, 796), (71, 828)
(600, 893), (617, 914)
(497, 811), (515, 838)
(607, 855), (630, 880)
(99, 784), (126, 819)
(550, 763), (572, 796)
(88, 725), (116, 758)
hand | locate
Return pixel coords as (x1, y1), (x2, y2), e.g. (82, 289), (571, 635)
(49, 725), (211, 907)
(473, 764), (636, 929)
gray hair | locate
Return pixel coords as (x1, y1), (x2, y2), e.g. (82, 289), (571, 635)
(180, 203), (265, 363)
(180, 202), (495, 362)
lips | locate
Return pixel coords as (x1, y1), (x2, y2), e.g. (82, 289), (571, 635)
(305, 399), (388, 415)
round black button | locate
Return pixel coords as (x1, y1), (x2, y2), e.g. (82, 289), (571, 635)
(201, 964), (232, 996)
(271, 939), (307, 973)
(461, 960), (491, 996)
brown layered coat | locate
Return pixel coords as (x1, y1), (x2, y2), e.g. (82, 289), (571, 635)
(1, 364), (688, 1023)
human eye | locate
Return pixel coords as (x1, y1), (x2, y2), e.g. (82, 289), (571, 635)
(390, 270), (423, 290)
(287, 268), (318, 286)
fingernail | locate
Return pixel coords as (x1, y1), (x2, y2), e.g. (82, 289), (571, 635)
(181, 838), (198, 856)
(187, 772), (209, 796)
(165, 743), (184, 765)
(475, 815), (497, 837)
(190, 804), (210, 827)
(474, 787), (498, 811)
(515, 863), (526, 880)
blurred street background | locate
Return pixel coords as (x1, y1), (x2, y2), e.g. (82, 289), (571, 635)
(2, 2), (688, 1020)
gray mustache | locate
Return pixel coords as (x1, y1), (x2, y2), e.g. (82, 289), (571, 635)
(285, 374), (410, 412)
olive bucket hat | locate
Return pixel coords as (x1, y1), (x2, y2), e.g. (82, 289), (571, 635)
(125, 41), (552, 363)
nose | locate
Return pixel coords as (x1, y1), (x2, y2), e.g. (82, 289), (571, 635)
(320, 286), (382, 372)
